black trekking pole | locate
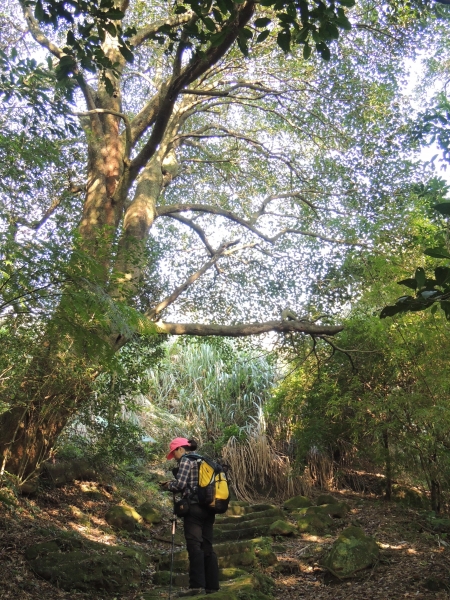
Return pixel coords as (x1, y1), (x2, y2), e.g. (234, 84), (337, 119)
(168, 495), (177, 600)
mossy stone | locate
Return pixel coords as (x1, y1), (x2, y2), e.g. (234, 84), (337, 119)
(303, 503), (349, 519)
(26, 536), (148, 592)
(105, 503), (143, 531)
(219, 567), (248, 580)
(316, 494), (336, 506)
(283, 495), (312, 511)
(297, 513), (333, 535)
(391, 484), (427, 508)
(268, 520), (296, 536)
(321, 526), (379, 578)
(137, 502), (161, 524)
(256, 547), (278, 566)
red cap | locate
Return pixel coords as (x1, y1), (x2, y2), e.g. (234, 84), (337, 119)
(166, 437), (190, 460)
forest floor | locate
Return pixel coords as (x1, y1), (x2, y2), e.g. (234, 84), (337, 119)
(0, 475), (449, 600)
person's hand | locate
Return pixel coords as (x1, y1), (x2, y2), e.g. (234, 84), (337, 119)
(159, 481), (170, 490)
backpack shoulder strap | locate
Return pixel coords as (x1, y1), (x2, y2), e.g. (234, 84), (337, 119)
(183, 453), (203, 462)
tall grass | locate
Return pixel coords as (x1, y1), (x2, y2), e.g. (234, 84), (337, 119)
(145, 340), (275, 447)
(222, 427), (312, 502)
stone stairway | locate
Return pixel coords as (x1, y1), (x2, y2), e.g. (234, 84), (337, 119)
(146, 500), (294, 599)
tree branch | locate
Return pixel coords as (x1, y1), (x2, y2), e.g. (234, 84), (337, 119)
(157, 203), (367, 247)
(166, 213), (216, 257)
(147, 240), (239, 319)
(18, 0), (63, 58)
(131, 12), (195, 48)
(129, 1), (255, 178)
(154, 320), (344, 337)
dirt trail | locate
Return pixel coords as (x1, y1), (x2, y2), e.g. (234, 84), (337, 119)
(0, 483), (448, 599)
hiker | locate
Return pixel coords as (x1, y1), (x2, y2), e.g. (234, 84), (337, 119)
(162, 437), (220, 597)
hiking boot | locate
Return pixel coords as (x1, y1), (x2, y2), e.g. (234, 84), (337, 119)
(177, 589), (206, 597)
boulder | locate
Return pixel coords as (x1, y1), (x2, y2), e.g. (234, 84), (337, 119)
(283, 495), (312, 511)
(105, 503), (143, 531)
(25, 535), (148, 592)
(297, 513), (334, 535)
(316, 494), (336, 506)
(321, 526), (379, 579)
(137, 502), (162, 524)
(268, 520), (296, 536)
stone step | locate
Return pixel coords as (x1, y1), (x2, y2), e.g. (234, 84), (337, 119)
(153, 566), (248, 587)
(143, 573), (274, 600)
(215, 517), (285, 542)
(156, 537), (270, 571)
(226, 503), (276, 516)
(215, 514), (283, 532)
(216, 507), (284, 525)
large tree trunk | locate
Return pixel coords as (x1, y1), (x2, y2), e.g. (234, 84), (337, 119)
(0, 351), (93, 481)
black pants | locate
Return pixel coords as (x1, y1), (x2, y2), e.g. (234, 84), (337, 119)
(183, 503), (219, 591)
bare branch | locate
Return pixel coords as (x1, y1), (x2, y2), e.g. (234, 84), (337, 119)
(155, 320), (344, 337)
(166, 213), (216, 257)
(157, 203), (367, 247)
(147, 240), (239, 319)
(14, 197), (62, 231)
(18, 0), (63, 58)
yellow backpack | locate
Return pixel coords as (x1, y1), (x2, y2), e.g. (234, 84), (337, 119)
(186, 454), (230, 514)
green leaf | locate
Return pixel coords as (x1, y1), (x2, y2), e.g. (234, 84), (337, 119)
(303, 42), (312, 59)
(380, 304), (405, 319)
(277, 30), (291, 53)
(415, 267), (426, 288)
(335, 13), (352, 30)
(440, 300), (450, 320)
(431, 304), (438, 315)
(256, 30), (271, 43)
(397, 278), (417, 290)
(240, 27), (253, 40)
(433, 202), (450, 216)
(210, 30), (227, 47)
(424, 247), (450, 259)
(119, 44), (134, 63)
(35, 0), (44, 22)
(202, 17), (217, 32)
(254, 17), (272, 27)
(435, 266), (450, 285)
(338, 0), (355, 6)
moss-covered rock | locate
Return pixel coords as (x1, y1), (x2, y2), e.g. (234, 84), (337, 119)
(68, 505), (90, 525)
(256, 547), (278, 566)
(26, 536), (148, 592)
(321, 526), (379, 579)
(268, 520), (296, 536)
(391, 484), (427, 509)
(283, 495), (312, 511)
(296, 503), (349, 519)
(297, 513), (333, 535)
(316, 494), (336, 506)
(105, 503), (143, 531)
(219, 567), (248, 580)
(137, 502), (161, 524)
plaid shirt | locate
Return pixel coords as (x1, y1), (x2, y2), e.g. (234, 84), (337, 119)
(168, 454), (199, 496)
